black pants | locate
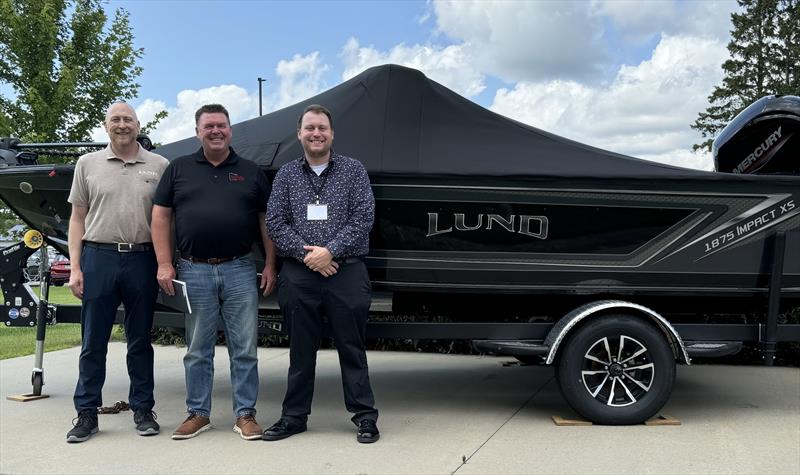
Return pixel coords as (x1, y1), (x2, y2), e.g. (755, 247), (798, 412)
(73, 245), (158, 414)
(277, 259), (378, 424)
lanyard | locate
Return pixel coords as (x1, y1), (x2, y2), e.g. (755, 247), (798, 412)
(303, 161), (333, 204)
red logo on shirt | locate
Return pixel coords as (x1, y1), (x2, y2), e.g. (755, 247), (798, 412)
(228, 173), (245, 182)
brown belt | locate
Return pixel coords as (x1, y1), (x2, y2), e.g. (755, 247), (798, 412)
(179, 252), (236, 265)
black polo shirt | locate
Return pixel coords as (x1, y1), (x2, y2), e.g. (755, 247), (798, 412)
(153, 147), (270, 259)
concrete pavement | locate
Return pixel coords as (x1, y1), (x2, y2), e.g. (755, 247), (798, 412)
(1, 343), (798, 474)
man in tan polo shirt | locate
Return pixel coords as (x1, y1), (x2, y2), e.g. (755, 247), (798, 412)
(65, 101), (168, 443)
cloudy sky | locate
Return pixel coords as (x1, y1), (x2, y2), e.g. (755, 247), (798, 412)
(107, 0), (738, 170)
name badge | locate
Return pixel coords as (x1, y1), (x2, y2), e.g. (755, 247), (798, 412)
(307, 203), (328, 221)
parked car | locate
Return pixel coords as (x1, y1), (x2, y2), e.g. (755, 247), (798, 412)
(49, 258), (71, 286)
(24, 248), (59, 283)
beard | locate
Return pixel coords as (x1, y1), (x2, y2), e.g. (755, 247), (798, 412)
(304, 142), (331, 160)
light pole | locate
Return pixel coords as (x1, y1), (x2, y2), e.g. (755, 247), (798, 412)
(257, 77), (266, 116)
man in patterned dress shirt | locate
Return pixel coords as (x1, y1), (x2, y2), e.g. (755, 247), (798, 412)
(265, 104), (380, 444)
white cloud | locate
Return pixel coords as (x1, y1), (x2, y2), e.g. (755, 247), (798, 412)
(273, 52), (329, 110)
(127, 52), (330, 145)
(591, 0), (675, 35)
(490, 35), (728, 170)
(592, 0), (736, 42)
(91, 87), (255, 144)
(340, 37), (485, 98)
(131, 85), (257, 145)
(429, 0), (736, 84)
(432, 0), (608, 82)
(117, 0), (739, 172)
(637, 148), (711, 171)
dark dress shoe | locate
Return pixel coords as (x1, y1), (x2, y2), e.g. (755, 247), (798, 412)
(262, 418), (307, 441)
(357, 419), (380, 444)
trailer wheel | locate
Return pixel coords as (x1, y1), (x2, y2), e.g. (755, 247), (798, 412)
(31, 371), (43, 396)
(556, 315), (675, 425)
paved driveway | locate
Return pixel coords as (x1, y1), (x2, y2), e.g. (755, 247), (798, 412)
(1, 344), (798, 474)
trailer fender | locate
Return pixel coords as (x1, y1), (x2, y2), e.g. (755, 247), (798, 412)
(544, 300), (691, 365)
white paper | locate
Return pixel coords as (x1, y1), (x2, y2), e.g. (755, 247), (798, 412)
(307, 203), (328, 220)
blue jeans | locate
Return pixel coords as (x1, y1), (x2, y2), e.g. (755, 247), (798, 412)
(177, 254), (259, 418)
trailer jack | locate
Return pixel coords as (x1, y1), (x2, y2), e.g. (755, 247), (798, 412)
(4, 230), (53, 402)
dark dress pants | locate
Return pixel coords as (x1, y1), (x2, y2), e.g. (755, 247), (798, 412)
(278, 258), (378, 424)
(73, 245), (158, 414)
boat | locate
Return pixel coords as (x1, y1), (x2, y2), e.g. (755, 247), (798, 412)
(2, 65), (798, 311)
(1, 65), (798, 424)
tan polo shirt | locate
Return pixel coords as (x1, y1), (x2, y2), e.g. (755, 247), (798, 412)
(68, 144), (169, 244)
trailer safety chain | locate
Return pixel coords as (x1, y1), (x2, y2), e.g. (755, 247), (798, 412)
(98, 401), (130, 414)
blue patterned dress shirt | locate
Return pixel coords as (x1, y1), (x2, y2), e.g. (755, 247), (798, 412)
(267, 153), (375, 261)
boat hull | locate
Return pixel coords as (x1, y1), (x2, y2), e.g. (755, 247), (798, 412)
(1, 166), (798, 310)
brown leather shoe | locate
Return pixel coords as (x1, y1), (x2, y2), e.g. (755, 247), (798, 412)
(233, 414), (262, 440)
(172, 414), (211, 440)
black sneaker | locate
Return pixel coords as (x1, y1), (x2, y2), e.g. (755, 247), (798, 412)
(134, 409), (160, 436)
(356, 419), (379, 444)
(66, 411), (98, 443)
(262, 418), (307, 441)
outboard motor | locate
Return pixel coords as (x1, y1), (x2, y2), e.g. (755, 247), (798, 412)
(713, 95), (800, 176)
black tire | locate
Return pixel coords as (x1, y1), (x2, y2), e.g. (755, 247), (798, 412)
(31, 372), (43, 396)
(556, 315), (675, 425)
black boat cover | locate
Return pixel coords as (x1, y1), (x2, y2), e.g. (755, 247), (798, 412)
(155, 64), (708, 178)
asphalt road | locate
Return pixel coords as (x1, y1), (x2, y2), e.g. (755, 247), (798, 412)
(1, 344), (798, 474)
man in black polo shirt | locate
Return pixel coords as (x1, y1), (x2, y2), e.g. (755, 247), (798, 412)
(151, 104), (276, 441)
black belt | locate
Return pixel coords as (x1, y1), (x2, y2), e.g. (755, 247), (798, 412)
(180, 252), (236, 265)
(84, 241), (153, 252)
(335, 257), (363, 265)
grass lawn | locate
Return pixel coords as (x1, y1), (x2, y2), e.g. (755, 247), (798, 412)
(0, 286), (123, 360)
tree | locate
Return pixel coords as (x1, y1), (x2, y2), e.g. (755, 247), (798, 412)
(773, 0), (800, 94)
(692, 0), (798, 152)
(140, 110), (168, 136)
(0, 0), (143, 144)
(0, 205), (23, 240)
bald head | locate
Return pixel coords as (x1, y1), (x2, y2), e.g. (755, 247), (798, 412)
(104, 101), (140, 149)
(105, 101), (138, 124)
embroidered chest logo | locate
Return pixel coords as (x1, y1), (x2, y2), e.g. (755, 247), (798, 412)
(228, 173), (246, 182)
(138, 170), (159, 178)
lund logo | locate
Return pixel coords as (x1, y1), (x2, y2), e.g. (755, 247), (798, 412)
(734, 126), (783, 173)
(426, 213), (549, 239)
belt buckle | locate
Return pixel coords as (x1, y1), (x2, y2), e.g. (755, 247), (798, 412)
(117, 242), (134, 252)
